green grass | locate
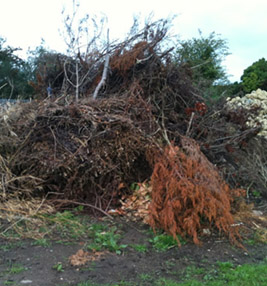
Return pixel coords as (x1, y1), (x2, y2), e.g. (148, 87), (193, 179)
(175, 261), (267, 286)
(75, 262), (267, 286)
(45, 210), (89, 240)
(1, 209), (92, 242)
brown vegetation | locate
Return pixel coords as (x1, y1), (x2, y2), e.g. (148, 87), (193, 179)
(148, 137), (245, 246)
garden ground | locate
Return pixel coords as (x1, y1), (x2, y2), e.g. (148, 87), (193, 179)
(0, 204), (266, 286)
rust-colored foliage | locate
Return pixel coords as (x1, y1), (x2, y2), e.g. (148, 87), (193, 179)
(110, 41), (149, 76)
(29, 73), (46, 96)
(148, 137), (244, 246)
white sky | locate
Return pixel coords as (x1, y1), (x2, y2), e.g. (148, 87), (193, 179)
(0, 0), (267, 82)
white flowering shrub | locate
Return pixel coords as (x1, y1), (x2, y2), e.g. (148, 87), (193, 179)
(225, 89), (267, 138)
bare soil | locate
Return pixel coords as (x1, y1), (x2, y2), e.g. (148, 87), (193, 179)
(0, 217), (266, 286)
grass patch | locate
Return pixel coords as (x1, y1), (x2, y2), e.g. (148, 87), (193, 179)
(43, 210), (89, 240)
(76, 262), (267, 286)
(0, 208), (92, 242)
(176, 261), (267, 286)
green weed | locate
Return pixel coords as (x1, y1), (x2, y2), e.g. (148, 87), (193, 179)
(52, 210), (88, 239)
(52, 262), (64, 272)
(184, 265), (206, 280)
(139, 273), (154, 282)
(87, 224), (127, 254)
(31, 238), (51, 247)
(3, 281), (15, 285)
(130, 244), (148, 253)
(0, 241), (24, 251)
(150, 233), (184, 251)
(8, 263), (26, 274)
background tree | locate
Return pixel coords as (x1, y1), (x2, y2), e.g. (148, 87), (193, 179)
(27, 44), (67, 96)
(175, 31), (230, 100)
(0, 37), (33, 99)
(241, 58), (267, 93)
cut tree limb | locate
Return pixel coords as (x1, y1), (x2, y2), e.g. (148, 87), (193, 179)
(93, 29), (110, 99)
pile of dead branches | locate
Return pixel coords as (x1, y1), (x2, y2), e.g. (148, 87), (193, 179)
(188, 100), (264, 196)
(0, 92), (159, 213)
(1, 17), (263, 246)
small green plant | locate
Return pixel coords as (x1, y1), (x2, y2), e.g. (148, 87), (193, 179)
(74, 205), (84, 213)
(53, 210), (88, 239)
(139, 273), (154, 283)
(32, 238), (51, 247)
(130, 244), (148, 253)
(184, 265), (206, 280)
(150, 233), (184, 251)
(130, 182), (140, 191)
(165, 259), (176, 268)
(251, 190), (261, 198)
(8, 263), (26, 274)
(77, 282), (95, 286)
(87, 224), (127, 254)
(4, 281), (15, 285)
(0, 241), (24, 251)
(216, 261), (234, 270)
(52, 262), (64, 272)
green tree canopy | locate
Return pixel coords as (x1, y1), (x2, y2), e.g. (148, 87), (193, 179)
(0, 37), (33, 99)
(176, 31), (230, 93)
(241, 58), (267, 93)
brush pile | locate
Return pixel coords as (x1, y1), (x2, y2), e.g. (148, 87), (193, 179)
(1, 18), (263, 245)
(0, 94), (157, 211)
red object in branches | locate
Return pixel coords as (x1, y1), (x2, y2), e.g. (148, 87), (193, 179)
(195, 102), (207, 116)
(185, 102), (207, 116)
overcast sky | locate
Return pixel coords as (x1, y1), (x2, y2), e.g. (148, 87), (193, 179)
(0, 0), (266, 82)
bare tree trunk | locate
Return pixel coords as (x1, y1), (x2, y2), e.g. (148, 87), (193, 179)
(93, 29), (110, 100)
(7, 78), (14, 99)
(75, 61), (79, 102)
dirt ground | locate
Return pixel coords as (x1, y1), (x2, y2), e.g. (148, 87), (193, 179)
(0, 212), (266, 286)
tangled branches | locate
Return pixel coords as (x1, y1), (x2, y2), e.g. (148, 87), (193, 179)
(0, 93), (158, 213)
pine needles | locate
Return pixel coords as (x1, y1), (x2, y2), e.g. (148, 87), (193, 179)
(148, 137), (244, 246)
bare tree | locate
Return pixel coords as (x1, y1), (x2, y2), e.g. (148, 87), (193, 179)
(60, 0), (106, 101)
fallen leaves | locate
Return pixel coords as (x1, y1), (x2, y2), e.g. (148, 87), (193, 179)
(69, 249), (106, 266)
(120, 183), (152, 224)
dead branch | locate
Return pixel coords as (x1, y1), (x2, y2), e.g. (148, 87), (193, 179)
(51, 199), (113, 219)
(93, 29), (110, 99)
